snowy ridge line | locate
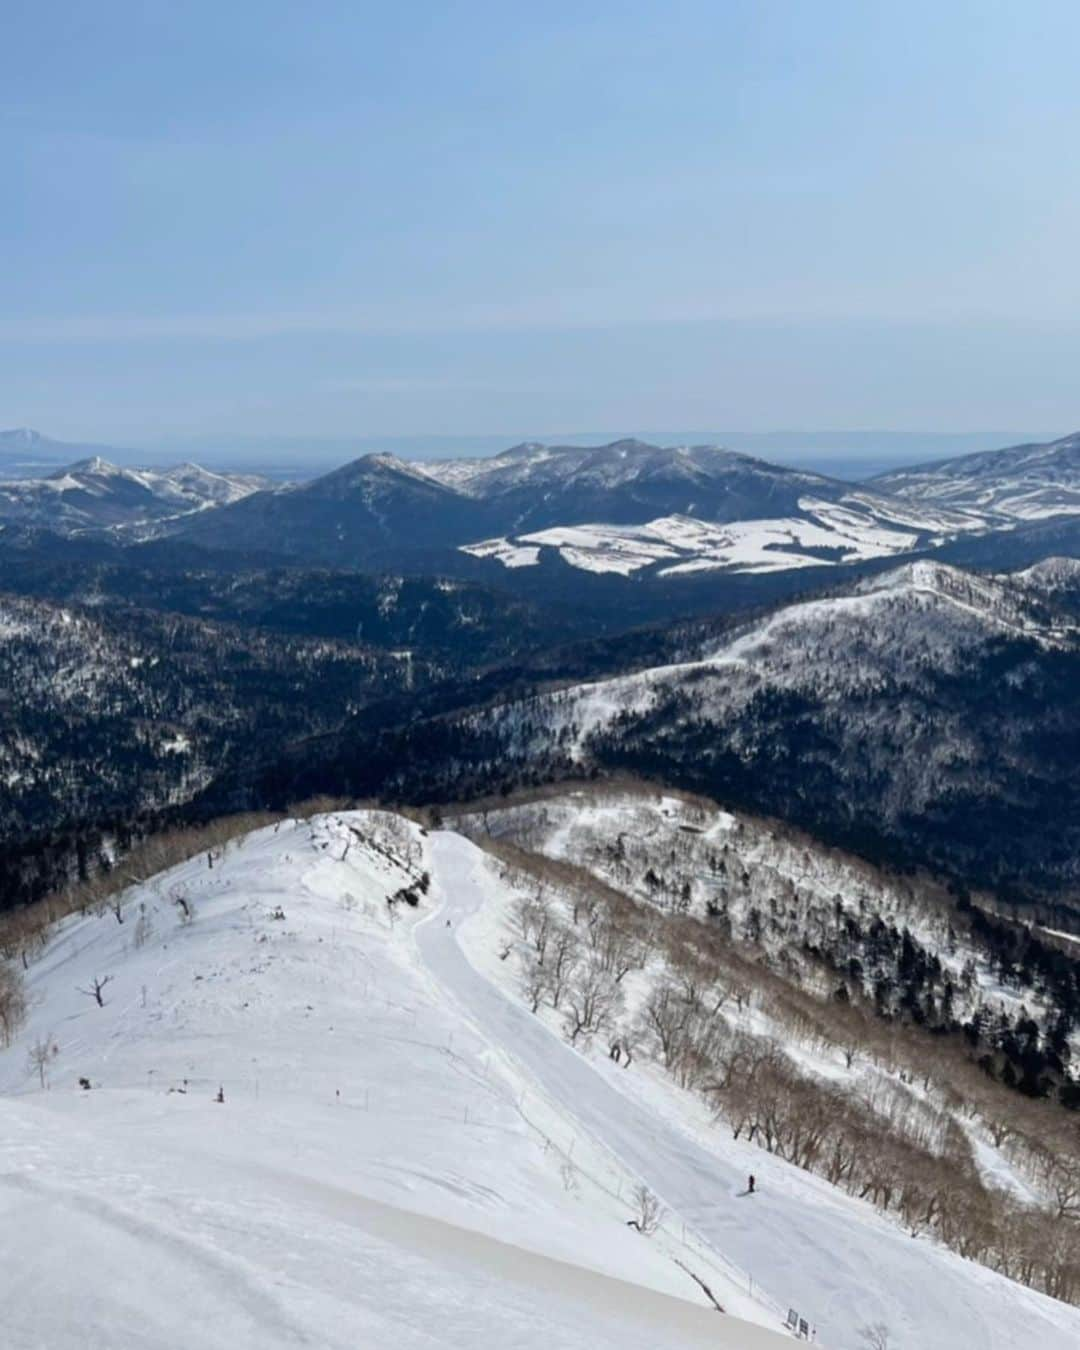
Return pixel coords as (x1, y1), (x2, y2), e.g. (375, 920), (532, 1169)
(0, 810), (791, 1349)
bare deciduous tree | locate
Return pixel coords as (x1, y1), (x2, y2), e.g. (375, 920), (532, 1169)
(171, 888), (194, 926)
(563, 956), (622, 1044)
(520, 952), (552, 1014)
(590, 916), (643, 984)
(512, 894), (553, 964)
(0, 962), (28, 1047)
(626, 1184), (664, 1235)
(132, 904), (155, 950)
(640, 979), (698, 1081)
(546, 925), (579, 1010)
(858, 1323), (892, 1350)
(77, 974), (114, 1008)
(27, 1033), (59, 1088)
(1043, 1153), (1080, 1223)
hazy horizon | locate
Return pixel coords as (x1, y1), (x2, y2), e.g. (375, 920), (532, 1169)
(0, 424), (1061, 483)
(6, 5), (1080, 447)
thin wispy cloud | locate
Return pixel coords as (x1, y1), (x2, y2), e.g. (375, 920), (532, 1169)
(4, 301), (1077, 346)
(5, 3), (1080, 437)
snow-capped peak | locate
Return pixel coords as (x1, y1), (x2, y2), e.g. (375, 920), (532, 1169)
(57, 455), (123, 478)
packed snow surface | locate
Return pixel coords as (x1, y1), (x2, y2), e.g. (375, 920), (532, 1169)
(2, 812), (1078, 1349)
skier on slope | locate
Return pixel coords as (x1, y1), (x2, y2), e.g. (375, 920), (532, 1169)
(748, 1174), (755, 1194)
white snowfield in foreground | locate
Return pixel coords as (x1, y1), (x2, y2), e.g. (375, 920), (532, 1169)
(1, 814), (1077, 1350)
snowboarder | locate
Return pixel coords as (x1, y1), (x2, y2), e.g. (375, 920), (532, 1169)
(748, 1174), (755, 1194)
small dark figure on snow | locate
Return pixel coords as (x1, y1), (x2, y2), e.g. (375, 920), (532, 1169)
(215, 1085), (225, 1104)
(445, 919), (451, 927)
(748, 1174), (756, 1194)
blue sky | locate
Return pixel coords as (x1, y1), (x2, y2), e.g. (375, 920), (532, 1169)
(4, 1), (1080, 454)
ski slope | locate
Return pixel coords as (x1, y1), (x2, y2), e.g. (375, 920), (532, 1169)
(0, 813), (787, 1350)
(2, 812), (1078, 1350)
(428, 833), (1080, 1350)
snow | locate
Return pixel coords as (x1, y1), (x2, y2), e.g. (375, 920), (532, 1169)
(521, 524), (680, 575)
(456, 496), (956, 579)
(459, 536), (542, 568)
(432, 832), (1080, 1350)
(493, 557), (1076, 761)
(0, 813), (788, 1350)
(1014, 557), (1080, 591)
(0, 456), (263, 533)
(467, 785), (1065, 1090)
(435, 434), (1080, 578)
(1038, 926), (1080, 947)
(873, 432), (1080, 525)
(4, 813), (1078, 1348)
(0, 607), (31, 639)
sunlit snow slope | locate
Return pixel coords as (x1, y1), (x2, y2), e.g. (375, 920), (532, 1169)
(3, 812), (1078, 1349)
(0, 813), (784, 1350)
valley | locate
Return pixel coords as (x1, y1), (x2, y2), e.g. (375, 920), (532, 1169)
(11, 13), (1080, 1346)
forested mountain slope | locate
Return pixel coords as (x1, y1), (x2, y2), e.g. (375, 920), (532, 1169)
(313, 561), (1080, 905)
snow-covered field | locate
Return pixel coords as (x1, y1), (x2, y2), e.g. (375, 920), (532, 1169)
(459, 495), (979, 578)
(2, 812), (1078, 1349)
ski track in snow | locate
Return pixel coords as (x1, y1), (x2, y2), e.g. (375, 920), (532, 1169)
(3, 813), (1079, 1350)
(419, 831), (1080, 1350)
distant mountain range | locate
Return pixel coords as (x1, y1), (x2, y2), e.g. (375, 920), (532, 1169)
(167, 430), (1080, 581)
(0, 447), (267, 532)
(6, 423), (1080, 924)
(6, 428), (1080, 588)
(0, 427), (124, 477)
